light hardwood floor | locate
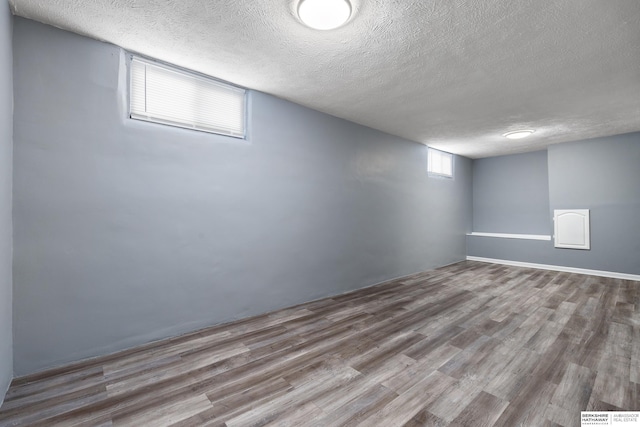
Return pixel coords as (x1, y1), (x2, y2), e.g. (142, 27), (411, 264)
(1, 261), (638, 426)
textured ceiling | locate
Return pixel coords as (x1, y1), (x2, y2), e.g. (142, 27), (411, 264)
(9, 0), (640, 158)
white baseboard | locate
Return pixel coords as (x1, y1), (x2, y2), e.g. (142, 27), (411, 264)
(466, 256), (640, 282)
(467, 232), (551, 241)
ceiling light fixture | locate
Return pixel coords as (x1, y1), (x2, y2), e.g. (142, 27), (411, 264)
(502, 129), (535, 140)
(298, 0), (352, 30)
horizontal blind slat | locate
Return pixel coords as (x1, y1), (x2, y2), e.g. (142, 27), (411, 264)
(428, 148), (453, 177)
(129, 57), (245, 138)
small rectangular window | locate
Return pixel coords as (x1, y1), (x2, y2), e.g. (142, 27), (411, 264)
(428, 147), (454, 178)
(129, 56), (246, 138)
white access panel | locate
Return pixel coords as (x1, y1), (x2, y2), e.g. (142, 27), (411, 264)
(554, 209), (590, 250)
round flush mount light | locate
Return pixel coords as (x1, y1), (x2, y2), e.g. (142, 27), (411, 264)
(502, 129), (535, 140)
(298, 0), (352, 30)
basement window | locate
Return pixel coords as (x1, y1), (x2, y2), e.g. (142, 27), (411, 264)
(428, 147), (454, 178)
(129, 56), (246, 138)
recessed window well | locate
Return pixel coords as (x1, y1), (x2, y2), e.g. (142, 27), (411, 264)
(502, 130), (535, 140)
(428, 147), (454, 178)
(298, 0), (352, 30)
(129, 56), (246, 138)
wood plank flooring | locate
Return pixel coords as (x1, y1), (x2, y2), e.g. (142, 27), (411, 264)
(1, 261), (639, 426)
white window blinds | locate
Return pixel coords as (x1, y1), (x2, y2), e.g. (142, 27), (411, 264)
(130, 57), (246, 138)
(428, 147), (454, 178)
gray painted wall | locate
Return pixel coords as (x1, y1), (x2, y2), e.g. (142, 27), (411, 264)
(547, 134), (640, 274)
(12, 18), (472, 375)
(0, 0), (13, 404)
(472, 150), (550, 235)
(467, 237), (554, 264)
(469, 132), (640, 276)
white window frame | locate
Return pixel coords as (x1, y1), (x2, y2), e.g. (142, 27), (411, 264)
(129, 55), (246, 138)
(427, 147), (454, 178)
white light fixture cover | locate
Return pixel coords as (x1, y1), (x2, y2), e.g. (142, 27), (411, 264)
(502, 130), (535, 140)
(298, 0), (352, 30)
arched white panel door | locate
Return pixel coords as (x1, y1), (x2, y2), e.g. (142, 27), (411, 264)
(554, 209), (590, 250)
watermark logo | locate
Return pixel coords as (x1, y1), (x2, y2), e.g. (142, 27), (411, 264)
(581, 412), (640, 426)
